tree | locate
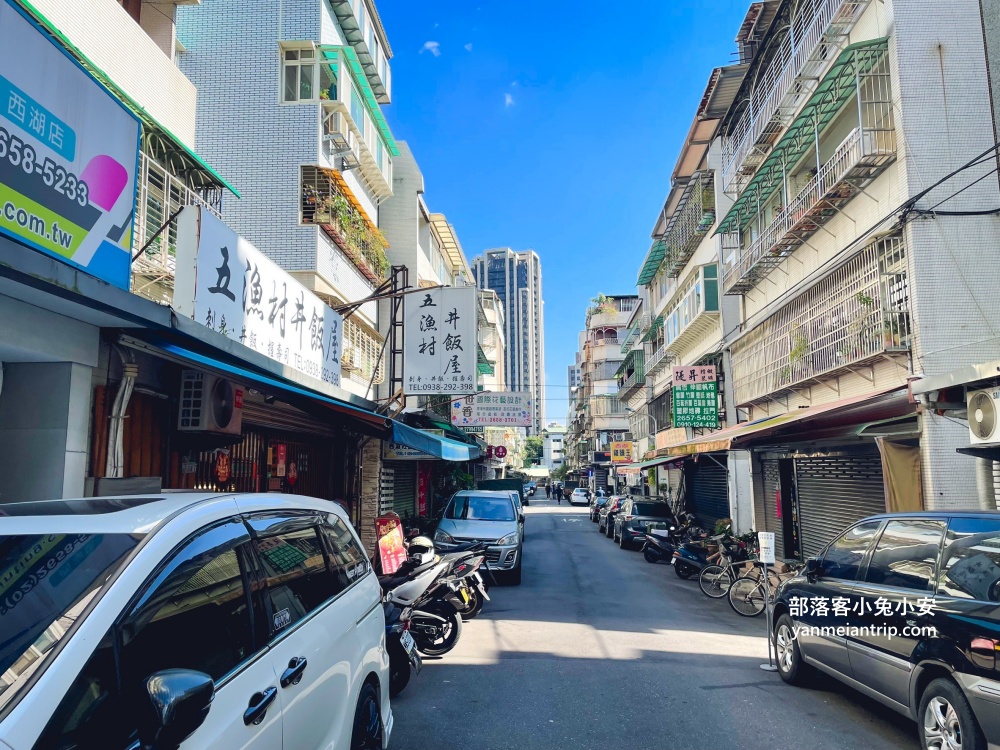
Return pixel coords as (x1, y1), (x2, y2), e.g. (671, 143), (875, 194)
(522, 436), (544, 467)
(551, 465), (569, 481)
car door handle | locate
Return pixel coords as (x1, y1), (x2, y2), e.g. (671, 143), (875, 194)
(280, 656), (308, 688)
(244, 686), (277, 726)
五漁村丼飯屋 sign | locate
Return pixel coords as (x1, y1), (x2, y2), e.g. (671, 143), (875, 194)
(403, 285), (477, 395)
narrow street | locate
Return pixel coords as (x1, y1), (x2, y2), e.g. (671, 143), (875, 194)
(391, 498), (919, 750)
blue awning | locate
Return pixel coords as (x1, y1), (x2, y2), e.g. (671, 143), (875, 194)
(391, 422), (480, 461)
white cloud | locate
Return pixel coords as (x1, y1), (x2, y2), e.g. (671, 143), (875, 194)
(464, 42), (474, 52)
(420, 41), (441, 57)
(504, 93), (515, 107)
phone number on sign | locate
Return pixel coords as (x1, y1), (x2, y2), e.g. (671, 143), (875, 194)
(0, 127), (89, 206)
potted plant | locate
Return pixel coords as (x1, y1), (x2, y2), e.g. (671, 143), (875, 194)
(313, 197), (334, 224)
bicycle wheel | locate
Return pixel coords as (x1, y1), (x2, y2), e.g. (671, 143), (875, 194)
(699, 565), (733, 598)
(728, 575), (767, 617)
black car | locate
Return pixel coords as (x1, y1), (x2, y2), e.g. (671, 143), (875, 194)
(613, 499), (674, 550)
(771, 511), (1000, 750)
(598, 496), (626, 537)
(589, 494), (610, 522)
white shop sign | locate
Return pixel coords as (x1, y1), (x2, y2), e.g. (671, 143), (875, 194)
(450, 391), (532, 427)
(758, 531), (776, 564)
(403, 285), (477, 394)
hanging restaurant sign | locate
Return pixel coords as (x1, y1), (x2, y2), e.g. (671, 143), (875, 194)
(671, 365), (718, 428)
(403, 285), (477, 394)
(450, 391), (532, 427)
(174, 207), (343, 387)
(0, 0), (140, 289)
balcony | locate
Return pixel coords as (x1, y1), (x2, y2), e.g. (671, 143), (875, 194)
(301, 166), (390, 283)
(342, 318), (385, 386)
(587, 296), (639, 328)
(616, 349), (645, 401)
(729, 234), (910, 405)
(325, 0), (391, 102)
(662, 172), (716, 277)
(645, 344), (672, 376)
(132, 154), (223, 305)
(662, 266), (721, 355)
(721, 0), (872, 196)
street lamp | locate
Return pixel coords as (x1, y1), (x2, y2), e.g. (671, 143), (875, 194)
(625, 407), (658, 435)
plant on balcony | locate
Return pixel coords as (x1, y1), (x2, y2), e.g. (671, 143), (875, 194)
(590, 294), (618, 317)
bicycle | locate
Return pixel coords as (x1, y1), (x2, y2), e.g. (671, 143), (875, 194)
(698, 537), (752, 599)
(727, 562), (785, 617)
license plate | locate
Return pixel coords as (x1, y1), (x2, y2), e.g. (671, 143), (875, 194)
(400, 630), (416, 655)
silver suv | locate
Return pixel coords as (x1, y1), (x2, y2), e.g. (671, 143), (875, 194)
(434, 490), (524, 584)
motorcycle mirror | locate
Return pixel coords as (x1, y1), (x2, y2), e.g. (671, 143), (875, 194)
(670, 526), (676, 531)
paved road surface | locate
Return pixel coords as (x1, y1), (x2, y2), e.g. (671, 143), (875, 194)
(389, 498), (917, 749)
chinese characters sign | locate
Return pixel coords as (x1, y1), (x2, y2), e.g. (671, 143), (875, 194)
(175, 207), (342, 386)
(0, 0), (140, 289)
(610, 442), (633, 464)
(375, 514), (406, 575)
(672, 365), (718, 429)
(403, 286), (477, 394)
(451, 391), (532, 427)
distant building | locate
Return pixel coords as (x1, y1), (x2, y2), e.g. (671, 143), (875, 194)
(540, 423), (567, 472)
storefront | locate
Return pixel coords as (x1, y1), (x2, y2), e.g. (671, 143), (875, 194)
(683, 454), (729, 529)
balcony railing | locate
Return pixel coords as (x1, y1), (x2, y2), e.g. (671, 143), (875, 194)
(132, 153), (223, 304)
(342, 318), (385, 386)
(729, 234), (910, 405)
(616, 349), (645, 400)
(663, 172), (716, 277)
(301, 166), (390, 283)
(664, 265), (721, 354)
(723, 126), (895, 295)
(721, 0), (871, 196)
(646, 344), (671, 375)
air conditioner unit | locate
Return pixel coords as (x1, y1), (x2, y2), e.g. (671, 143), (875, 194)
(322, 111), (362, 171)
(178, 370), (243, 435)
(968, 388), (1000, 444)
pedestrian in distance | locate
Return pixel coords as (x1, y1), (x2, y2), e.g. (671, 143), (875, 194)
(546, 484), (551, 499)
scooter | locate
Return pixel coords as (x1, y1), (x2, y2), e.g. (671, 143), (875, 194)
(383, 600), (421, 697)
(641, 527), (678, 564)
(673, 533), (727, 579)
(379, 550), (464, 657)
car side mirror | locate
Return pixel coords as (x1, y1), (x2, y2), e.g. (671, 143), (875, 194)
(805, 557), (823, 580)
(138, 669), (215, 750)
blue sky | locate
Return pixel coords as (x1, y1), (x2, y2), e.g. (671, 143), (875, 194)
(379, 0), (750, 424)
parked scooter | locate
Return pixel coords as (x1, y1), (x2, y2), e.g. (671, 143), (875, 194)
(641, 511), (704, 565)
(409, 537), (492, 621)
(673, 533), (730, 579)
(383, 599), (421, 696)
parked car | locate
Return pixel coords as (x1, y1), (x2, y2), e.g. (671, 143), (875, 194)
(527, 482), (537, 496)
(569, 488), (590, 506)
(435, 490), (524, 584)
(507, 491), (525, 541)
(613, 499), (675, 550)
(0, 494), (392, 750)
(772, 511), (1000, 750)
(598, 496), (626, 536)
(589, 493), (610, 522)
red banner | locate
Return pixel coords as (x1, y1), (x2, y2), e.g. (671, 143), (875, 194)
(417, 462), (431, 516)
(375, 513), (407, 575)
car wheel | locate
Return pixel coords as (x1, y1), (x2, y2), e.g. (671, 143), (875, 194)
(605, 522), (614, 538)
(388, 645), (411, 697)
(618, 531), (629, 550)
(920, 677), (986, 750)
(774, 614), (811, 686)
(350, 683), (383, 750)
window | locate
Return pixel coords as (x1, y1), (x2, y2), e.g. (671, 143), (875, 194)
(350, 85), (366, 138)
(283, 46), (316, 102)
(937, 517), (1000, 601)
(864, 520), (945, 591)
(821, 520), (882, 581)
(321, 515), (370, 588)
(256, 526), (338, 633)
(446, 495), (516, 521)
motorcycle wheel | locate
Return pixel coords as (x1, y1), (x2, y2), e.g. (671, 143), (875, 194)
(413, 602), (463, 656)
(455, 586), (485, 620)
(388, 644), (411, 697)
(674, 562), (695, 579)
(643, 546), (659, 564)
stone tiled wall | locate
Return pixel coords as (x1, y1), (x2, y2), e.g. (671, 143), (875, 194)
(357, 438), (383, 554)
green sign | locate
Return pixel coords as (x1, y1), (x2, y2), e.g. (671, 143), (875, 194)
(673, 381), (718, 428)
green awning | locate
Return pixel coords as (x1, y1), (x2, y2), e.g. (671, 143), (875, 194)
(717, 38), (889, 235)
(319, 45), (400, 157)
(640, 315), (664, 343)
(616, 347), (644, 378)
(477, 344), (494, 375)
(637, 239), (667, 285)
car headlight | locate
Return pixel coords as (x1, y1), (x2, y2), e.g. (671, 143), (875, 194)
(497, 532), (520, 546)
(434, 529), (455, 544)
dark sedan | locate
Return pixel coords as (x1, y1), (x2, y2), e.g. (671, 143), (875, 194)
(613, 499), (675, 550)
(598, 496), (626, 537)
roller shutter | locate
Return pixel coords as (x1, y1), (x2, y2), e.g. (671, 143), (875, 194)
(794, 454), (887, 558)
(685, 456), (729, 529)
(387, 462), (416, 517)
(760, 459), (784, 560)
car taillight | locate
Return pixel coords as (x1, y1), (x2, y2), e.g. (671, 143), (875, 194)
(625, 515), (633, 521)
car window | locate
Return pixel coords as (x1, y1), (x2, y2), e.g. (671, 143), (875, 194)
(864, 519), (945, 592)
(633, 503), (672, 517)
(255, 526), (340, 634)
(320, 515), (370, 589)
(822, 520), (883, 581)
(937, 517), (1000, 601)
(36, 520), (258, 750)
(0, 533), (141, 714)
(446, 495), (515, 521)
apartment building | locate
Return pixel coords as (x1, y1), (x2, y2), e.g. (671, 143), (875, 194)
(471, 248), (546, 434)
(540, 423), (567, 472)
(176, 0), (396, 399)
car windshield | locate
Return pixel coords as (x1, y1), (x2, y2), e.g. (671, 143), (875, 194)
(632, 503), (673, 518)
(0, 532), (142, 711)
(447, 496), (516, 521)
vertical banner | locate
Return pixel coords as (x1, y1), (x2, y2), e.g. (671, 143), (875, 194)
(671, 365), (719, 428)
(416, 462), (432, 516)
(403, 285), (477, 394)
(375, 513), (407, 575)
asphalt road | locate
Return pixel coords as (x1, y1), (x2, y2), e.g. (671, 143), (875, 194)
(389, 497), (918, 749)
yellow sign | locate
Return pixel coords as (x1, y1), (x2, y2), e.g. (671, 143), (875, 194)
(610, 441), (633, 464)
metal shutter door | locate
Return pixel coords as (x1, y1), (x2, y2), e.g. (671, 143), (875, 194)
(686, 457), (729, 529)
(389, 462), (417, 517)
(761, 459), (784, 560)
(795, 455), (886, 558)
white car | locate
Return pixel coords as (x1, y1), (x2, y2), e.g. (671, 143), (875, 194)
(569, 488), (590, 506)
(0, 493), (392, 750)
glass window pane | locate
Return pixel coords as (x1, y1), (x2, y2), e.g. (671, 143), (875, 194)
(284, 64), (298, 102)
(285, 49), (299, 61)
(865, 520), (945, 591)
(300, 63), (314, 100)
(256, 527), (336, 634)
(937, 517), (1000, 601)
(300, 48), (314, 59)
(822, 520), (882, 581)
(321, 515), (369, 589)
